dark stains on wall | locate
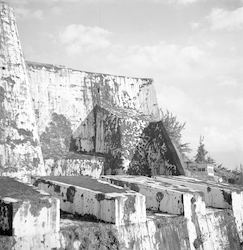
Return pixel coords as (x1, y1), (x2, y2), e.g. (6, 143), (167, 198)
(1, 76), (16, 88)
(156, 192), (164, 203)
(0, 201), (13, 236)
(60, 221), (120, 250)
(222, 210), (242, 249)
(221, 190), (232, 206)
(193, 236), (203, 249)
(127, 121), (185, 176)
(95, 193), (106, 202)
(123, 196), (136, 224)
(5, 127), (38, 149)
(66, 186), (76, 203)
(71, 109), (96, 154)
(40, 113), (73, 159)
(32, 178), (61, 195)
(0, 86), (6, 143)
(29, 198), (52, 217)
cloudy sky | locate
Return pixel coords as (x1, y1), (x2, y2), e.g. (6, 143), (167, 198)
(5, 0), (243, 170)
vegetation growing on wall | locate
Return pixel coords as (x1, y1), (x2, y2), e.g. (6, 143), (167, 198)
(40, 113), (73, 159)
(160, 109), (191, 160)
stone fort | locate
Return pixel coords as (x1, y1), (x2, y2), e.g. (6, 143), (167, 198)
(1, 2), (243, 250)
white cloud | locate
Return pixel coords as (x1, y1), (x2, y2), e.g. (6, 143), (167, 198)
(207, 7), (243, 31)
(176, 0), (199, 4)
(59, 24), (111, 54)
(226, 97), (243, 111)
(216, 76), (238, 87)
(106, 41), (209, 80)
(14, 7), (43, 20)
(203, 127), (236, 152)
(190, 22), (200, 29)
(205, 39), (217, 48)
(203, 126), (243, 153)
(7, 0), (79, 4)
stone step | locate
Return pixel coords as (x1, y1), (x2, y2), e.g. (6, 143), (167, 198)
(31, 176), (146, 226)
(154, 175), (235, 208)
(101, 175), (206, 215)
(101, 175), (208, 250)
(153, 175), (243, 242)
(0, 177), (60, 237)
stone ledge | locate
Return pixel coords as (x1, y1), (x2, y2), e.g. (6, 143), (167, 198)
(0, 177), (60, 237)
(31, 176), (146, 226)
(154, 175), (243, 243)
(101, 175), (206, 215)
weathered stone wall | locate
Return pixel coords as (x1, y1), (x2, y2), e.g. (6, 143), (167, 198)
(94, 105), (150, 173)
(127, 121), (186, 176)
(0, 3), (44, 182)
(26, 60), (187, 176)
(27, 61), (159, 134)
(27, 61), (169, 176)
(0, 1), (188, 180)
(44, 154), (104, 178)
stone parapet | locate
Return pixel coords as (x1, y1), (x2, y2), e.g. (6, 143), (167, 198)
(31, 176), (146, 226)
(0, 177), (60, 237)
(101, 175), (206, 215)
(154, 175), (243, 243)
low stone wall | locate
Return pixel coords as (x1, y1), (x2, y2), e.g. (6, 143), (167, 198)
(154, 175), (243, 243)
(0, 177), (59, 237)
(31, 176), (146, 226)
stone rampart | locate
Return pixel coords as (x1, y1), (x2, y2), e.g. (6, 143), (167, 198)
(0, 3), (44, 182)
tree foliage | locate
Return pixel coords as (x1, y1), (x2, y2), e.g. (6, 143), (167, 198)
(194, 136), (208, 163)
(160, 109), (191, 158)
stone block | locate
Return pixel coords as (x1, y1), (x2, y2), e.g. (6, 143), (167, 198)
(101, 175), (206, 215)
(154, 175), (243, 242)
(0, 177), (60, 237)
(196, 208), (240, 250)
(31, 176), (146, 226)
(154, 176), (232, 208)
